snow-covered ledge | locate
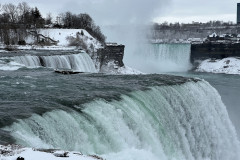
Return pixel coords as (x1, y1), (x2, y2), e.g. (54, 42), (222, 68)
(0, 145), (104, 160)
(196, 57), (240, 75)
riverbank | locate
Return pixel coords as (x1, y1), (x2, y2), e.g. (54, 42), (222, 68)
(0, 145), (102, 160)
(196, 57), (240, 75)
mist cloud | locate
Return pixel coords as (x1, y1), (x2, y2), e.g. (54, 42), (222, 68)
(61, 0), (171, 25)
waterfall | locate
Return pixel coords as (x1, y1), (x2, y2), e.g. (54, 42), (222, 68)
(13, 52), (97, 73)
(4, 80), (240, 160)
(126, 43), (192, 73)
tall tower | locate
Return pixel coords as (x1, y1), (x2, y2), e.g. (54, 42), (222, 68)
(237, 3), (240, 24)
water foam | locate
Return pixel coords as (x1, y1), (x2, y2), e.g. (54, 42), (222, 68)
(4, 80), (240, 160)
(0, 59), (24, 71)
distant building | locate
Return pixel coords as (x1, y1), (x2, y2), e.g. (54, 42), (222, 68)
(237, 3), (240, 24)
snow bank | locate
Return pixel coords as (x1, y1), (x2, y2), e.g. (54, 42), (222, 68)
(0, 29), (103, 51)
(36, 29), (103, 49)
(0, 145), (102, 160)
(0, 45), (77, 51)
(39, 29), (94, 45)
(196, 57), (240, 75)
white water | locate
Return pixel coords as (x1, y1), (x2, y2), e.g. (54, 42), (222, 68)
(13, 53), (97, 72)
(0, 59), (24, 71)
(126, 43), (192, 73)
(4, 80), (240, 160)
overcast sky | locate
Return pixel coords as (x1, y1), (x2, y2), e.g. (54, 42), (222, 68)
(155, 0), (238, 23)
(0, 0), (239, 24)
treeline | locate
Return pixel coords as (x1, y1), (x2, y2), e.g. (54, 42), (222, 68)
(0, 2), (105, 45)
(0, 2), (45, 45)
(150, 20), (240, 41)
(0, 2), (45, 28)
(59, 12), (106, 43)
(153, 21), (235, 30)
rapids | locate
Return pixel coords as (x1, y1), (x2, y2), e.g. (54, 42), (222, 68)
(2, 52), (97, 72)
(1, 75), (239, 160)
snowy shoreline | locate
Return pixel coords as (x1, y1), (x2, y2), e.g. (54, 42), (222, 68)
(0, 45), (78, 51)
(0, 145), (103, 160)
(0, 28), (103, 52)
(196, 57), (240, 75)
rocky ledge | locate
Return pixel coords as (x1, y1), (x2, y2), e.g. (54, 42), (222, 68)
(96, 43), (125, 72)
(191, 42), (240, 62)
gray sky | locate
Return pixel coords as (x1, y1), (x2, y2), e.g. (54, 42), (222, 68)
(155, 0), (238, 23)
(0, 0), (239, 24)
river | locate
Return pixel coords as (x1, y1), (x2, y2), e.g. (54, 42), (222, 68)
(0, 48), (239, 160)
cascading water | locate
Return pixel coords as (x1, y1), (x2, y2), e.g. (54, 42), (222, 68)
(126, 43), (192, 73)
(4, 80), (240, 160)
(13, 52), (97, 72)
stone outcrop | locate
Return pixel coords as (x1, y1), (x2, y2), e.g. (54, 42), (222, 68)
(54, 70), (84, 74)
(96, 43), (125, 72)
(191, 42), (240, 62)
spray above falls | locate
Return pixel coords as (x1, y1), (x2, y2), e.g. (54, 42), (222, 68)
(129, 43), (192, 73)
(94, 0), (174, 74)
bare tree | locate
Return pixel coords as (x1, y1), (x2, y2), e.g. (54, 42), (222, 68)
(45, 12), (52, 25)
(2, 3), (18, 23)
(17, 2), (30, 23)
(63, 12), (73, 28)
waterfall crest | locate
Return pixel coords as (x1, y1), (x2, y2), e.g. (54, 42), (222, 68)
(13, 52), (97, 72)
(127, 43), (192, 73)
(4, 80), (240, 160)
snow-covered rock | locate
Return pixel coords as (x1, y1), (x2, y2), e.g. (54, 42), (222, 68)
(208, 32), (218, 38)
(196, 57), (240, 75)
(220, 34), (227, 38)
(117, 66), (144, 75)
(0, 145), (103, 160)
(99, 60), (143, 75)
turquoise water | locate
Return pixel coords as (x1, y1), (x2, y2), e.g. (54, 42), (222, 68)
(170, 72), (240, 139)
(0, 50), (239, 160)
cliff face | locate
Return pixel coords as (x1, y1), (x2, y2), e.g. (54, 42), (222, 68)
(96, 44), (125, 72)
(191, 43), (240, 62)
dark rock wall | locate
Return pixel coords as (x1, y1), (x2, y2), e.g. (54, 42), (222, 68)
(97, 45), (125, 69)
(191, 43), (240, 62)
